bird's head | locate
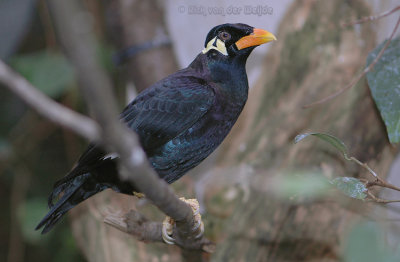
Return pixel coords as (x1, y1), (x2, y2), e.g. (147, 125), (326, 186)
(202, 23), (276, 60)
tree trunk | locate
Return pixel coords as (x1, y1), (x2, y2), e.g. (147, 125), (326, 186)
(107, 0), (179, 92)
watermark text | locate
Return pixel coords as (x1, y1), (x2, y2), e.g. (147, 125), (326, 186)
(178, 5), (274, 16)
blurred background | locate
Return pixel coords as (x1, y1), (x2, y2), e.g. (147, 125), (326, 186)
(1, 0), (400, 261)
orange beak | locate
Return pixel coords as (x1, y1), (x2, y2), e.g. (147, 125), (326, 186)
(235, 28), (277, 50)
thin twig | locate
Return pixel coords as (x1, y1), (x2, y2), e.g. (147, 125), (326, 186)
(349, 157), (385, 183)
(343, 5), (400, 26)
(348, 156), (400, 192)
(303, 14), (400, 108)
(366, 191), (400, 204)
(348, 155), (400, 193)
(366, 180), (400, 192)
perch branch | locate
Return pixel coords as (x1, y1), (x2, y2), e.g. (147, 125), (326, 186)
(47, 0), (213, 252)
(303, 13), (400, 108)
(104, 210), (164, 242)
(104, 210), (215, 253)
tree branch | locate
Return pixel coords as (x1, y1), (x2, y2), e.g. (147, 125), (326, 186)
(46, 0), (212, 252)
(0, 61), (100, 141)
(342, 5), (400, 26)
(104, 210), (215, 253)
(104, 210), (164, 243)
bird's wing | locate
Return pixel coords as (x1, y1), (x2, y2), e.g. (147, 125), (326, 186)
(75, 74), (215, 168)
(121, 75), (216, 151)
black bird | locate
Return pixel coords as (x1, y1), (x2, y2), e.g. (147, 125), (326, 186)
(36, 23), (276, 234)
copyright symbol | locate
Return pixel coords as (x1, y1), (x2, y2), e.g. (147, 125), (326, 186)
(178, 6), (185, 13)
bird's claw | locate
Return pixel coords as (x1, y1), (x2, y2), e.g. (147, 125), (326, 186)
(161, 198), (204, 245)
(195, 220), (204, 239)
(162, 216), (175, 244)
(133, 192), (145, 198)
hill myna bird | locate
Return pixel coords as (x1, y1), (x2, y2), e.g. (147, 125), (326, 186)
(36, 23), (276, 240)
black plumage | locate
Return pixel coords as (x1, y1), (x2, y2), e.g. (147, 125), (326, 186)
(36, 23), (276, 234)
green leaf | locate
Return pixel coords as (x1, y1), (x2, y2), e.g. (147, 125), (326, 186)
(294, 132), (348, 157)
(366, 36), (400, 144)
(272, 172), (331, 199)
(331, 177), (367, 199)
(10, 51), (75, 98)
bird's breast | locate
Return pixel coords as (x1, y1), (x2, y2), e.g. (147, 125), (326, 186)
(149, 89), (247, 183)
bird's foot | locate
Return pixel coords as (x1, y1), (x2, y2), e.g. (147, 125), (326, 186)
(133, 192), (146, 198)
(162, 197), (204, 245)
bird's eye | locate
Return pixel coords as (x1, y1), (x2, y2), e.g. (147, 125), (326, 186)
(218, 31), (231, 41)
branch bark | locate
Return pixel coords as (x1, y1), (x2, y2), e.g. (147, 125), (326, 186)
(104, 210), (215, 253)
(104, 210), (163, 243)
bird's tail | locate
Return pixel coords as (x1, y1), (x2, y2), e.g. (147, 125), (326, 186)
(35, 159), (135, 234)
(35, 173), (103, 234)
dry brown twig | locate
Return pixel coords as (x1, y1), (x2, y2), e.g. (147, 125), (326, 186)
(366, 191), (400, 204)
(342, 5), (400, 26)
(340, 153), (400, 203)
(303, 10), (400, 108)
(349, 157), (400, 203)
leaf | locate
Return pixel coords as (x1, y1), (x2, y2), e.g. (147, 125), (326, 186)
(272, 172), (331, 199)
(10, 51), (75, 98)
(331, 177), (367, 199)
(366, 36), (400, 144)
(294, 132), (348, 158)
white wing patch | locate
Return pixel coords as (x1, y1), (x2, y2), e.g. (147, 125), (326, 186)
(102, 152), (119, 160)
(202, 37), (228, 56)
